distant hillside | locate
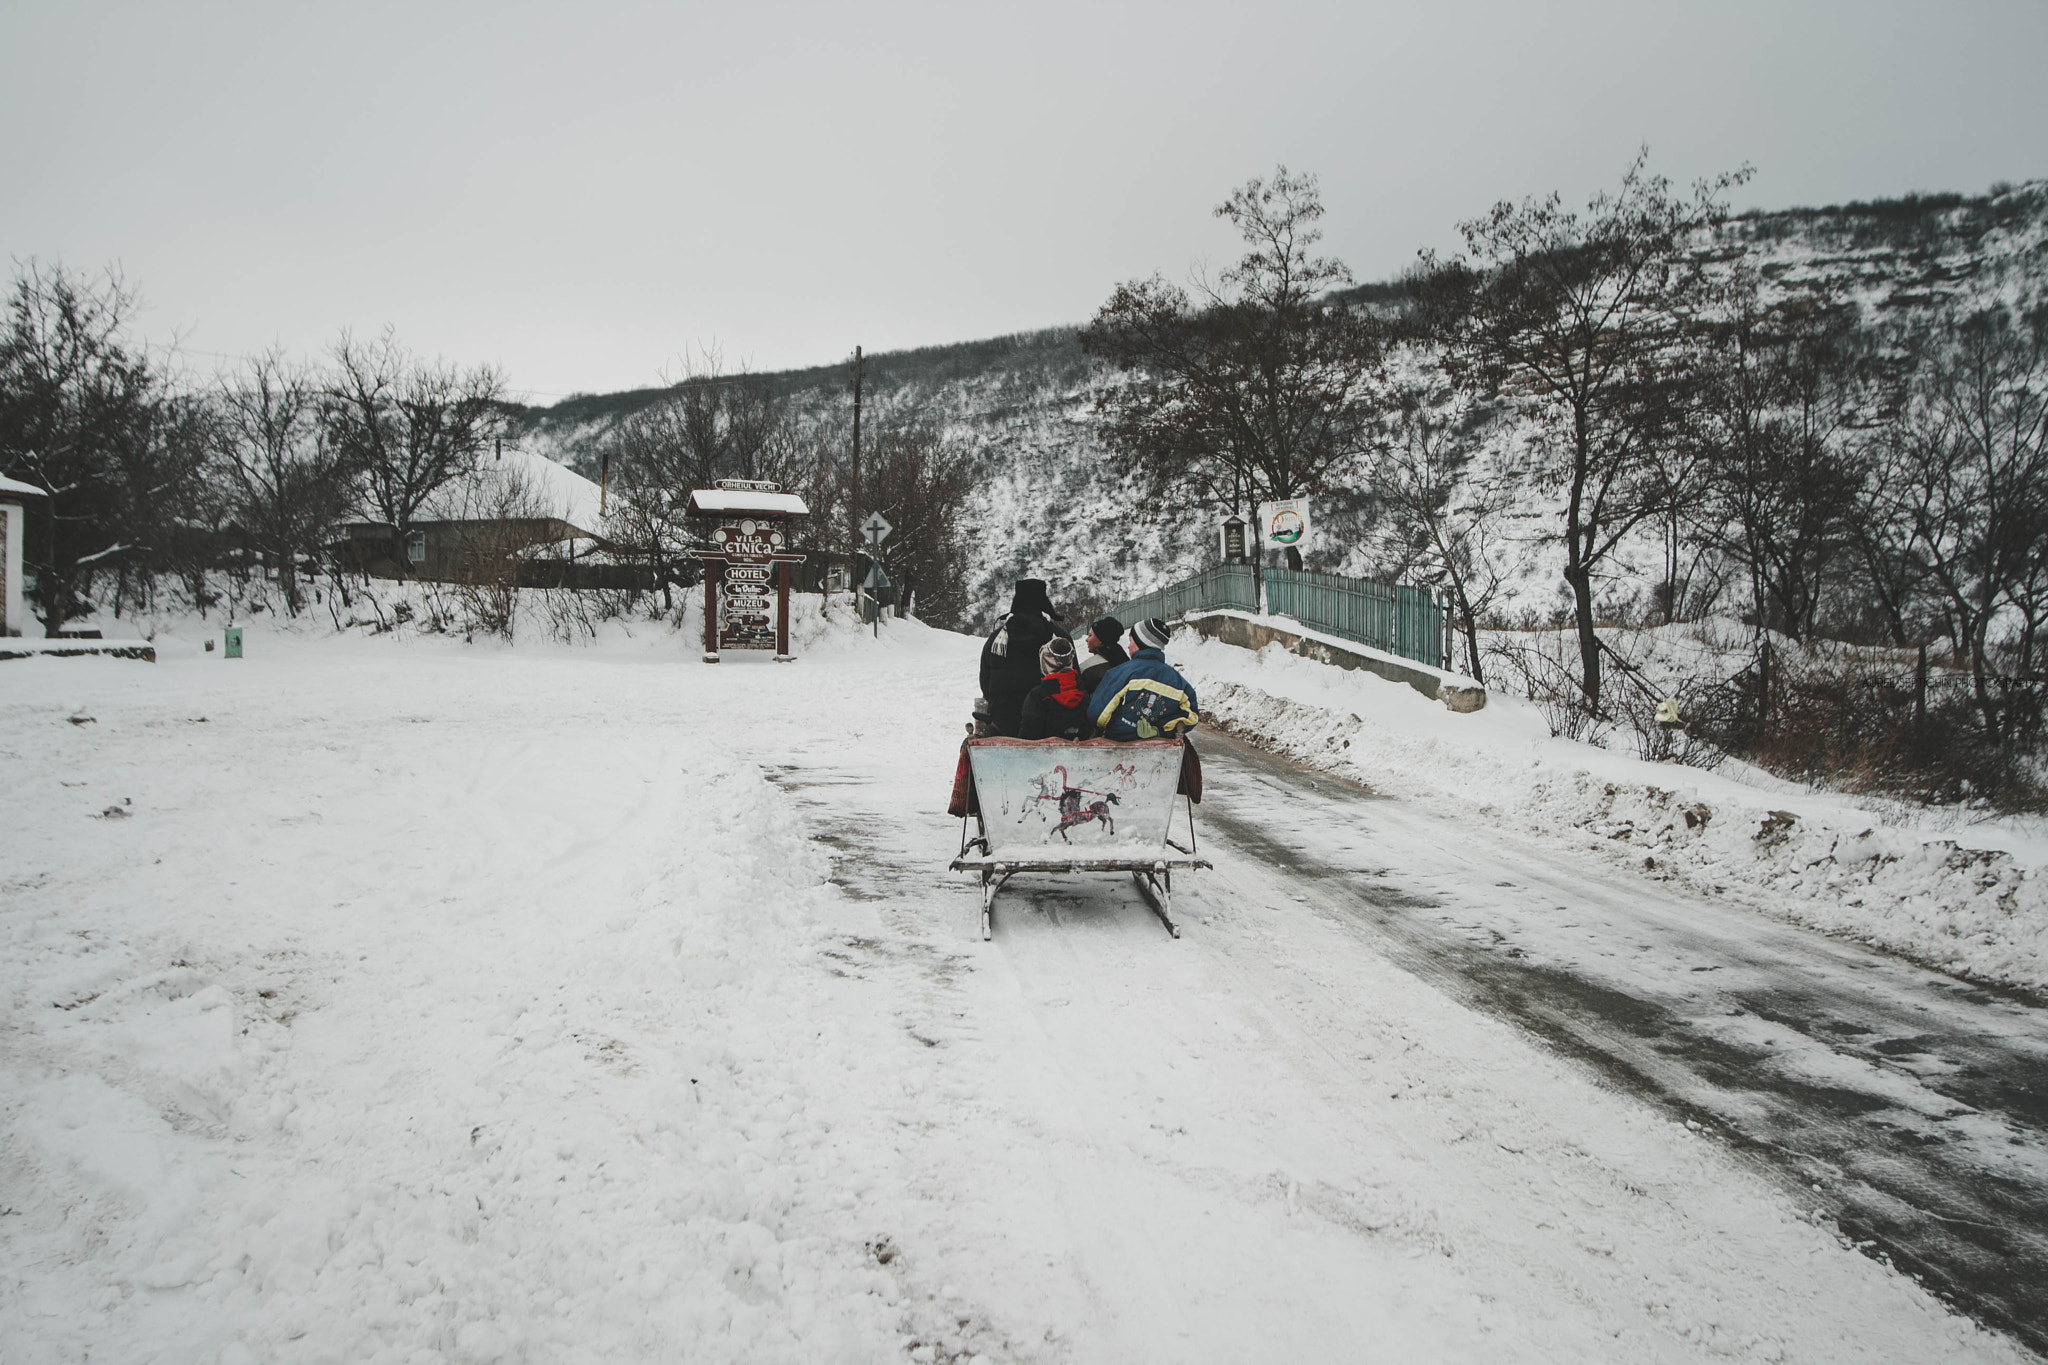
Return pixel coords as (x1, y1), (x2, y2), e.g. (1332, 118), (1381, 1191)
(504, 328), (1089, 432)
(510, 180), (2048, 630)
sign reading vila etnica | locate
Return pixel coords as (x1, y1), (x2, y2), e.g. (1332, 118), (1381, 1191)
(714, 521), (789, 558)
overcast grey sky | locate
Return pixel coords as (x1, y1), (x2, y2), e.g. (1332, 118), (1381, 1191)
(4, 0), (2044, 401)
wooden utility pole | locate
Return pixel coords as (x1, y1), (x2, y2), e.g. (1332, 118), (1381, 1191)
(851, 345), (864, 546)
(851, 344), (864, 616)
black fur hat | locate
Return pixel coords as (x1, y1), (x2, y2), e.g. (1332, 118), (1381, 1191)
(1008, 578), (1061, 620)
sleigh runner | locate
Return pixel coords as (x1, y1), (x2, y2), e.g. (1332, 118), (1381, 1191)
(950, 737), (1210, 939)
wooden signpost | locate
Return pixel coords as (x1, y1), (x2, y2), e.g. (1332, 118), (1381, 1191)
(685, 482), (809, 663)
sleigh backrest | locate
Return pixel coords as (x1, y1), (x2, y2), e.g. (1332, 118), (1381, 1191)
(966, 738), (1183, 859)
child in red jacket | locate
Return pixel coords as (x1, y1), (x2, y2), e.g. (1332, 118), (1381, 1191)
(1019, 636), (1092, 741)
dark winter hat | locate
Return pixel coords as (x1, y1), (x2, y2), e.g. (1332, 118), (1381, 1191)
(1038, 635), (1076, 675)
(1089, 615), (1124, 645)
(1008, 578), (1061, 620)
(1132, 617), (1171, 650)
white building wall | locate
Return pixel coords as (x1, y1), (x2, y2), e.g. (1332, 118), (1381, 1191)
(2, 500), (25, 636)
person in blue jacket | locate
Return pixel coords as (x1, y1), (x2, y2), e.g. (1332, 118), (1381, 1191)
(1089, 616), (1200, 741)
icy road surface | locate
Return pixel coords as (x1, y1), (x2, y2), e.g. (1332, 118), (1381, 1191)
(0, 614), (2036, 1363)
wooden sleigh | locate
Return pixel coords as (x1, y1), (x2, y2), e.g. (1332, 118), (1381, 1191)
(950, 737), (1210, 939)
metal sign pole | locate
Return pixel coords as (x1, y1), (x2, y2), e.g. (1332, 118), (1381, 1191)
(859, 511), (892, 639)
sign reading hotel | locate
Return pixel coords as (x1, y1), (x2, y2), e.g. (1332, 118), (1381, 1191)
(685, 483), (809, 662)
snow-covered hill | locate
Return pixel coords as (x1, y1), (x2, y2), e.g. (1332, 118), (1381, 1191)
(507, 181), (2048, 629)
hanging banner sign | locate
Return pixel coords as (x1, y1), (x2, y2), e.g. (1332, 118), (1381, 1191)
(1257, 498), (1311, 554)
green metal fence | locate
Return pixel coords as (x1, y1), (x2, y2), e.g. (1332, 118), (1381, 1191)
(1083, 564), (1446, 670)
(1265, 569), (1446, 669)
(1088, 564), (1258, 632)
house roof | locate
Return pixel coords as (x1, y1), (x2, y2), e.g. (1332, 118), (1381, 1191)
(0, 474), (48, 499)
(685, 488), (809, 518)
(405, 450), (609, 536)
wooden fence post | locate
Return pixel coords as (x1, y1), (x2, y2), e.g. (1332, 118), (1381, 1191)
(775, 561), (793, 661)
(702, 564), (720, 662)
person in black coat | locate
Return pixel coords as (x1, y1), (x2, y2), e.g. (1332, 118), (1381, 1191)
(1076, 614), (1128, 695)
(1020, 636), (1093, 741)
(978, 578), (1062, 737)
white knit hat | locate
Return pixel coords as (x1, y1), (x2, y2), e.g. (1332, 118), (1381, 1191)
(1039, 635), (1076, 674)
(1132, 617), (1171, 650)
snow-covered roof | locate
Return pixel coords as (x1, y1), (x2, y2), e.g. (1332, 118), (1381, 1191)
(0, 474), (47, 499)
(685, 489), (809, 518)
(411, 450), (610, 535)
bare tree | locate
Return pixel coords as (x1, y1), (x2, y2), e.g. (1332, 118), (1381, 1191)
(436, 455), (559, 640)
(0, 261), (208, 629)
(1867, 307), (2048, 735)
(1372, 385), (1508, 681)
(213, 347), (355, 614)
(1080, 167), (1385, 569)
(1641, 422), (1717, 625)
(324, 328), (504, 582)
(105, 388), (214, 618)
(1421, 151), (1749, 710)
(629, 349), (785, 485)
(1693, 275), (1873, 643)
(859, 422), (974, 626)
(602, 352), (799, 606)
(604, 397), (704, 608)
(676, 357), (782, 482)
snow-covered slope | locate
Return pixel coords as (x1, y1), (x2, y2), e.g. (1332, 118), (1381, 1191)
(507, 182), (2048, 630)
(1177, 626), (2048, 995)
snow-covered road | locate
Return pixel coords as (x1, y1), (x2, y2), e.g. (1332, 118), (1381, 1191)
(1192, 727), (2048, 1355)
(0, 616), (2035, 1363)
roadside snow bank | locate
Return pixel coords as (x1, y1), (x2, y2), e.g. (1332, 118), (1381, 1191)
(1180, 633), (2048, 996)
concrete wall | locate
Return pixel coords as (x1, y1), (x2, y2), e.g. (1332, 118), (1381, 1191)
(1184, 611), (1486, 712)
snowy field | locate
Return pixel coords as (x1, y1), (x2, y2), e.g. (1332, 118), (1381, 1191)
(0, 610), (2032, 1363)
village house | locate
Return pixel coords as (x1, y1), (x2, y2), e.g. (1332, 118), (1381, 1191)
(332, 449), (644, 588)
(1, 474), (47, 636)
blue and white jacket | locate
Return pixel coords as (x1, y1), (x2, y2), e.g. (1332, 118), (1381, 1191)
(1088, 647), (1200, 741)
